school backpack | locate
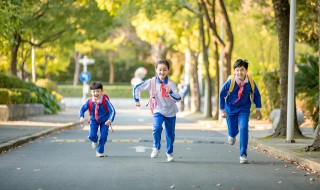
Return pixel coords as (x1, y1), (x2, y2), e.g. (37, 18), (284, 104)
(88, 94), (110, 115)
(224, 75), (255, 103)
(147, 77), (157, 114)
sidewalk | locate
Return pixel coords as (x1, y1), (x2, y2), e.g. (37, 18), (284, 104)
(0, 108), (80, 153)
(0, 105), (319, 176)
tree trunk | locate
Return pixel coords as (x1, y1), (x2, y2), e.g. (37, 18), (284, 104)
(217, 0), (233, 81)
(199, 7), (212, 118)
(304, 0), (320, 151)
(272, 0), (290, 137)
(73, 52), (81, 86)
(190, 52), (201, 112)
(9, 32), (21, 76)
(214, 42), (220, 119)
(272, 0), (303, 137)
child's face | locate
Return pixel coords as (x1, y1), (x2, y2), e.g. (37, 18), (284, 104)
(234, 66), (248, 81)
(156, 63), (169, 81)
(90, 89), (103, 100)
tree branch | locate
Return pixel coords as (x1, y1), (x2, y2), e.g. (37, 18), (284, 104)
(199, 0), (225, 47)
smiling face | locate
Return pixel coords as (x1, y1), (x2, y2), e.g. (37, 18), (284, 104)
(234, 66), (248, 81)
(155, 63), (169, 81)
(90, 88), (103, 101)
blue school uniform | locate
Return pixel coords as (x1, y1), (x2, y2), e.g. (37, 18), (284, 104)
(219, 76), (262, 156)
(79, 96), (116, 154)
(133, 76), (181, 154)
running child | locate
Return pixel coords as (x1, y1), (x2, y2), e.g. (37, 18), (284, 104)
(133, 59), (181, 162)
(79, 81), (116, 157)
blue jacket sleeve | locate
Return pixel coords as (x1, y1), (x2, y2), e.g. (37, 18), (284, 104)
(79, 99), (90, 118)
(219, 79), (231, 111)
(106, 98), (116, 123)
(253, 82), (262, 109)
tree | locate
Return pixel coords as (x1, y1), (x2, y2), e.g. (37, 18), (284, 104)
(304, 0), (320, 151)
(271, 0), (302, 137)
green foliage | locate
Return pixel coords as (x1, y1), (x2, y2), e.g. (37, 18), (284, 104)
(0, 73), (26, 88)
(0, 88), (32, 104)
(0, 73), (60, 114)
(35, 79), (58, 92)
(26, 83), (60, 114)
(0, 89), (10, 104)
(296, 0), (318, 49)
(295, 55), (319, 126)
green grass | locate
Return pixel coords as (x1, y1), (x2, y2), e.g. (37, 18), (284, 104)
(58, 85), (150, 98)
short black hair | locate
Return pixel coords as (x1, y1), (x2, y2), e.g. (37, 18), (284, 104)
(156, 59), (170, 70)
(233, 59), (249, 70)
(90, 81), (103, 90)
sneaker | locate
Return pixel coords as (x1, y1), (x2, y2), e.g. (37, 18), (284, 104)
(151, 148), (160, 158)
(92, 142), (98, 149)
(96, 151), (105, 157)
(166, 153), (174, 162)
(240, 155), (248, 164)
(228, 136), (236, 145)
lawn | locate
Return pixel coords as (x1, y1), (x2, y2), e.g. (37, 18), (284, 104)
(58, 84), (149, 98)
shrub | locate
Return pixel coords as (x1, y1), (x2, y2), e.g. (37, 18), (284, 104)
(0, 73), (26, 88)
(0, 88), (10, 104)
(35, 79), (58, 92)
(8, 89), (32, 104)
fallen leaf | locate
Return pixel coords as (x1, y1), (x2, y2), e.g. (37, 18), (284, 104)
(284, 165), (288, 168)
(192, 185), (200, 188)
(216, 183), (221, 186)
(16, 168), (21, 170)
(33, 169), (40, 172)
(278, 181), (282, 184)
(169, 185), (176, 188)
(310, 178), (315, 182)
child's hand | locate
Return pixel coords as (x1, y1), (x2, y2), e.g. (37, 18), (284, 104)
(136, 102), (141, 107)
(80, 117), (84, 123)
(105, 120), (111, 126)
(221, 111), (227, 118)
(256, 111), (262, 120)
(166, 87), (171, 93)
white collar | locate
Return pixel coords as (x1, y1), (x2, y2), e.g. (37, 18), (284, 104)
(91, 97), (102, 103)
(235, 75), (248, 84)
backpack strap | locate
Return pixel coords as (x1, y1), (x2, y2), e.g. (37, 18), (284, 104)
(224, 75), (234, 100)
(101, 94), (109, 113)
(151, 77), (156, 97)
(224, 74), (255, 103)
(247, 75), (255, 103)
(88, 94), (110, 115)
(146, 77), (157, 107)
(88, 98), (93, 115)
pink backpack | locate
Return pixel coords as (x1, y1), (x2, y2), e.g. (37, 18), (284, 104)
(148, 77), (157, 114)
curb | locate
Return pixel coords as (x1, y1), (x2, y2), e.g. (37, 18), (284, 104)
(0, 122), (80, 153)
(250, 138), (320, 173)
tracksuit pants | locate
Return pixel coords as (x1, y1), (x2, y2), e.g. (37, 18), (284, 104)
(88, 120), (109, 154)
(226, 111), (250, 156)
(153, 112), (176, 154)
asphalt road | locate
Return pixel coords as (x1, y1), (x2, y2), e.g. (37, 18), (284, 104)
(0, 106), (319, 190)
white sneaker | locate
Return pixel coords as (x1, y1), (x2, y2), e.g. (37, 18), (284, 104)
(92, 142), (98, 149)
(240, 155), (248, 164)
(151, 148), (160, 158)
(166, 153), (174, 162)
(96, 151), (105, 157)
(228, 136), (236, 145)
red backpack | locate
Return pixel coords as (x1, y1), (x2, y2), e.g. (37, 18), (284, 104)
(88, 94), (110, 115)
